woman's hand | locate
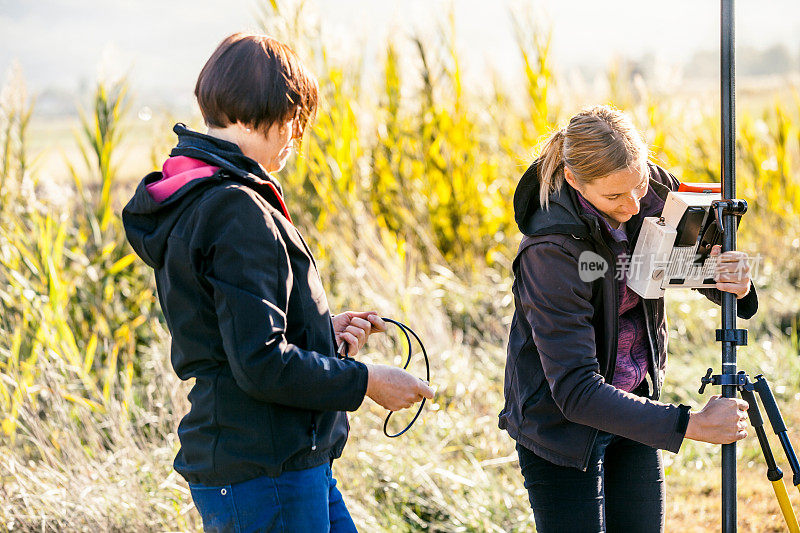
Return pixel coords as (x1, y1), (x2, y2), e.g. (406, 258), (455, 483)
(711, 245), (751, 299)
(332, 311), (386, 357)
(684, 395), (749, 444)
(365, 364), (434, 411)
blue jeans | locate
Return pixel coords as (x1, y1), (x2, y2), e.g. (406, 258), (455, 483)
(517, 432), (665, 533)
(189, 463), (357, 532)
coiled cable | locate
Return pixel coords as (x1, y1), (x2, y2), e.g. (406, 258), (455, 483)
(337, 318), (430, 438)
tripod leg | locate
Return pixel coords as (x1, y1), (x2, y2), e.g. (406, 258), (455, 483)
(739, 386), (800, 532)
(753, 375), (800, 489)
(772, 481), (800, 533)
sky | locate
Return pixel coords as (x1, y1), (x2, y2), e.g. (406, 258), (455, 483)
(2, 0), (800, 110)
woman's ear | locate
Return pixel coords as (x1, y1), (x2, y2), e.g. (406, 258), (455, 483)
(235, 121), (253, 134)
(563, 166), (579, 190)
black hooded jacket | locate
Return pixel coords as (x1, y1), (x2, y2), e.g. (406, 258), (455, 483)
(499, 161), (758, 471)
(122, 124), (369, 485)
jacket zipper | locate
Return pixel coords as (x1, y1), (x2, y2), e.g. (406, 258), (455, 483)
(576, 223), (622, 383)
(310, 415), (318, 451)
(641, 298), (660, 398)
(579, 429), (600, 472)
(602, 241), (620, 385)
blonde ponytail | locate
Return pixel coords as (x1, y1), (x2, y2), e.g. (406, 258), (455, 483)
(538, 129), (566, 209)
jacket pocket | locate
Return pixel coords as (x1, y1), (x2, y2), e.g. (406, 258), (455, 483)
(520, 374), (548, 417)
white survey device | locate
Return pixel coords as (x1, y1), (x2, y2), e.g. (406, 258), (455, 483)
(626, 183), (738, 299)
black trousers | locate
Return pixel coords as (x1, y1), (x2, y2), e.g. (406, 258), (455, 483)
(517, 432), (665, 533)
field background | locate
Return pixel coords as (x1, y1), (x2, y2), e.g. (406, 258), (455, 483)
(2, 2), (800, 532)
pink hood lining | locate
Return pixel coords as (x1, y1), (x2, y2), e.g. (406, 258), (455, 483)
(147, 156), (220, 203)
(146, 156), (293, 224)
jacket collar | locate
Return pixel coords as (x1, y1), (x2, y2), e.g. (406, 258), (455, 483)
(170, 123), (285, 196)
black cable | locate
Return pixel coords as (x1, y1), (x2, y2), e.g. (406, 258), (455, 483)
(380, 318), (430, 438)
(337, 317), (430, 438)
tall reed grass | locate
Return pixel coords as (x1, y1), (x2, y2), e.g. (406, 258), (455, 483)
(1, 1), (799, 531)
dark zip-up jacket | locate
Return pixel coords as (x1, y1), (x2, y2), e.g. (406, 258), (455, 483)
(122, 124), (369, 485)
(499, 161), (758, 471)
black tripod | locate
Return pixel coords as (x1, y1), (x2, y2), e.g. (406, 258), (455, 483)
(700, 370), (800, 531)
(706, 0), (800, 530)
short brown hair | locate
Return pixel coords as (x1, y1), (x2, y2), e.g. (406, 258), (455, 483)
(195, 32), (318, 142)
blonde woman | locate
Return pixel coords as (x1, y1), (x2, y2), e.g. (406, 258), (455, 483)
(499, 105), (757, 532)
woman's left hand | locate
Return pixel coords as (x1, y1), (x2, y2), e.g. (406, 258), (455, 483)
(332, 311), (386, 357)
(711, 245), (751, 299)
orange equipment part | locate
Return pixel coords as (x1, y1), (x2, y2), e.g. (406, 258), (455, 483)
(678, 182), (722, 193)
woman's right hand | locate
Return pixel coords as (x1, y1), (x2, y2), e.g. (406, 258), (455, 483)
(365, 364), (434, 411)
(685, 395), (749, 444)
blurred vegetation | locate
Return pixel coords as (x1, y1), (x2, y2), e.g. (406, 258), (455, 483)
(1, 1), (800, 531)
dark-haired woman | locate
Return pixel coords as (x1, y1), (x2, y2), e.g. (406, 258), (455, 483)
(499, 105), (757, 532)
(123, 33), (432, 532)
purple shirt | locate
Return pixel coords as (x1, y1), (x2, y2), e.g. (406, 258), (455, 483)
(576, 193), (649, 393)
